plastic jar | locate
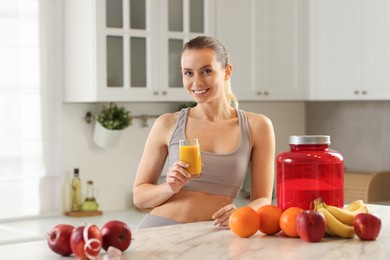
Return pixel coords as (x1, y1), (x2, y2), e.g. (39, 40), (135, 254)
(276, 135), (344, 211)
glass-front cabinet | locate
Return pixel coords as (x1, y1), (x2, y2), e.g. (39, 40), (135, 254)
(158, 0), (213, 101)
(64, 0), (214, 102)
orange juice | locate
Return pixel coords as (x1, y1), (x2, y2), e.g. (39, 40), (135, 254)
(179, 141), (202, 177)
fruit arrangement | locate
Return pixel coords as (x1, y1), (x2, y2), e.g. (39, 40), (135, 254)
(47, 220), (132, 259)
(229, 198), (382, 242)
(313, 198), (368, 239)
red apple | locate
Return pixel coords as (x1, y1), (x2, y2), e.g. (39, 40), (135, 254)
(47, 224), (75, 256)
(70, 224), (103, 259)
(353, 213), (382, 240)
(296, 210), (326, 242)
(101, 220), (132, 252)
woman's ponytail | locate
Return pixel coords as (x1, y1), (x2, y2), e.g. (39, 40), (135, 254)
(225, 79), (238, 109)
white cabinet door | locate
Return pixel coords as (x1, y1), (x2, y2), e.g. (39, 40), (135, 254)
(309, 0), (363, 100)
(309, 0), (362, 100)
(101, 0), (159, 102)
(64, 0), (214, 102)
(64, 0), (158, 102)
(215, 0), (305, 101)
(363, 0), (390, 99)
(255, 0), (305, 100)
(309, 0), (390, 100)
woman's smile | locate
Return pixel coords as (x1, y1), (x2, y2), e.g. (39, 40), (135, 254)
(192, 88), (210, 95)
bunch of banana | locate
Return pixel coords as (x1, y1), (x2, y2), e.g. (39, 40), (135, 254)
(313, 198), (368, 238)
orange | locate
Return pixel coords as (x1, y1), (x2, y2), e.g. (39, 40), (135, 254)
(279, 207), (303, 237)
(229, 206), (260, 238)
(256, 205), (283, 235)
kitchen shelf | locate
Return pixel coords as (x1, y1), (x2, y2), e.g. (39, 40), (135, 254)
(64, 210), (103, 217)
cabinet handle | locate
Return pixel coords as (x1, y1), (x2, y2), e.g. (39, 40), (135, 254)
(354, 90), (360, 95)
(256, 91), (262, 95)
(153, 91), (159, 95)
(264, 91), (269, 96)
(161, 91), (167, 95)
(362, 90), (367, 95)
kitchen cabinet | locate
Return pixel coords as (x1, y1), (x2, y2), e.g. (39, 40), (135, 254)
(309, 0), (390, 100)
(64, 0), (215, 102)
(215, 0), (306, 101)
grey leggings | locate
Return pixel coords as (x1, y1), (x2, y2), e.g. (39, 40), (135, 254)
(136, 214), (183, 229)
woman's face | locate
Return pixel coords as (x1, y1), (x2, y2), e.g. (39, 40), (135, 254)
(181, 48), (231, 104)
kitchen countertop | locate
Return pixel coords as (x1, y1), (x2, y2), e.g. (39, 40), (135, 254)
(0, 204), (389, 260)
(0, 208), (147, 246)
(0, 191), (251, 246)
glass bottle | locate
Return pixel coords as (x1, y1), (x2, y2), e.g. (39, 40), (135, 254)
(81, 180), (99, 211)
(276, 135), (344, 211)
(71, 168), (82, 211)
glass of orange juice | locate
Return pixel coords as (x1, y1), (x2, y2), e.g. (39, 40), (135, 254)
(179, 139), (202, 178)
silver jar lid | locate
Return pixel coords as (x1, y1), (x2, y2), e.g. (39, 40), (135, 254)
(289, 135), (330, 145)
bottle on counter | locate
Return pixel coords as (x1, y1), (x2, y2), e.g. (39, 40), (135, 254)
(81, 180), (99, 211)
(62, 170), (71, 213)
(71, 168), (82, 211)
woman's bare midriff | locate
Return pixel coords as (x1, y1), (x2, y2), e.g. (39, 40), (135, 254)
(150, 190), (234, 222)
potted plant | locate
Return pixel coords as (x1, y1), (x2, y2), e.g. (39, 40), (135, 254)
(93, 103), (132, 148)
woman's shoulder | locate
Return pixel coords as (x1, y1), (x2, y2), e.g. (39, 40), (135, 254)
(242, 110), (275, 146)
(242, 110), (273, 128)
(153, 111), (181, 130)
(147, 111), (181, 144)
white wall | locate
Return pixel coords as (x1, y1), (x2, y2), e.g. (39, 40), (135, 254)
(63, 101), (305, 212)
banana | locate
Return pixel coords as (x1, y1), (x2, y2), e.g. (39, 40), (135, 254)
(322, 202), (368, 226)
(344, 200), (364, 211)
(316, 205), (355, 238)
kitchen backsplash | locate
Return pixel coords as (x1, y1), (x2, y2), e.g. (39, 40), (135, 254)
(306, 101), (390, 172)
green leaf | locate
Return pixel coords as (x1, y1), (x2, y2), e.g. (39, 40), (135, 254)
(96, 103), (132, 130)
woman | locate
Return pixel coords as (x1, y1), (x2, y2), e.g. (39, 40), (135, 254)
(133, 36), (275, 229)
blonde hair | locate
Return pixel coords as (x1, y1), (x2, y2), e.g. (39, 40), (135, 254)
(183, 36), (239, 109)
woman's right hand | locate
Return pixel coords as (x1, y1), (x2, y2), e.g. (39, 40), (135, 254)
(165, 160), (192, 193)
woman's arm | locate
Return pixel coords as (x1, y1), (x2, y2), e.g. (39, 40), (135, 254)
(247, 112), (275, 209)
(133, 113), (191, 209)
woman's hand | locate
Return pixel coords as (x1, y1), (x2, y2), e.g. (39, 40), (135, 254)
(165, 160), (192, 193)
(212, 204), (237, 228)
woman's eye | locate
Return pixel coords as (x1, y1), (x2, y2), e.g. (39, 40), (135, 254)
(203, 69), (212, 75)
(184, 71), (193, 76)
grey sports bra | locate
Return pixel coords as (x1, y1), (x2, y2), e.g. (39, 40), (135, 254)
(167, 108), (252, 197)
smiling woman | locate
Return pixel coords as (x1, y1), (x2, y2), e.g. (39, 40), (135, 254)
(0, 0), (63, 220)
(133, 36), (275, 229)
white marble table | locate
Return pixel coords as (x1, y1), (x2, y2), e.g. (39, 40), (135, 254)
(1, 205), (389, 260)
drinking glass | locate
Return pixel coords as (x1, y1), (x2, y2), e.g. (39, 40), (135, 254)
(179, 139), (202, 177)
